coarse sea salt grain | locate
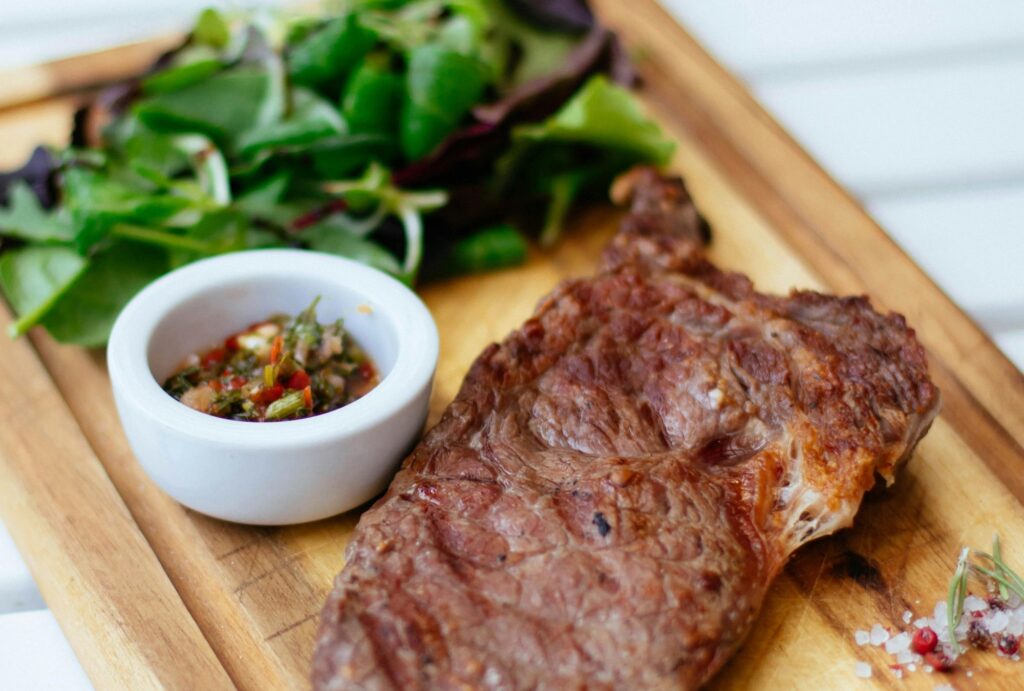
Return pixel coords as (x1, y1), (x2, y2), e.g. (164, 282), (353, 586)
(896, 649), (915, 665)
(938, 626), (952, 644)
(854, 630), (870, 646)
(914, 617), (930, 629)
(988, 610), (1010, 633)
(892, 667), (903, 679)
(964, 595), (988, 613)
(854, 661), (872, 679)
(903, 610), (913, 624)
(885, 632), (911, 654)
(934, 684), (955, 691)
(870, 624), (890, 646)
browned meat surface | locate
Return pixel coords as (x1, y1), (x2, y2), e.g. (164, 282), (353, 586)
(313, 167), (940, 690)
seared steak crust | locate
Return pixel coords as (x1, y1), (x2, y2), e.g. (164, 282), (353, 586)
(313, 168), (939, 690)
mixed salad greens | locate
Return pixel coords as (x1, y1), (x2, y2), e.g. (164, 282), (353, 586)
(0, 0), (674, 346)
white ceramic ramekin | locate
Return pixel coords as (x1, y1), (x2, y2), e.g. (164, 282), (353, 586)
(107, 249), (438, 525)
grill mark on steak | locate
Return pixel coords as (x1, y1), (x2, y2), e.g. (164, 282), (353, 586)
(313, 167), (940, 690)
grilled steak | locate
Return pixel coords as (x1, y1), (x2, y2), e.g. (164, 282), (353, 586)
(313, 167), (940, 690)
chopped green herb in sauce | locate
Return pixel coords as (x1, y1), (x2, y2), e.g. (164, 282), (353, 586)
(162, 297), (378, 421)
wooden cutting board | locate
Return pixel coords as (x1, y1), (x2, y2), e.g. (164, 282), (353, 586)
(0, 1), (1022, 689)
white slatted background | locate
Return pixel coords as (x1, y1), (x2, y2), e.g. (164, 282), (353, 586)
(0, 1), (1021, 686)
(663, 0), (1024, 368)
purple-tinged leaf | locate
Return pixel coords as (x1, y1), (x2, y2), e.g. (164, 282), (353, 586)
(0, 147), (59, 209)
(505, 0), (594, 33)
(394, 25), (633, 188)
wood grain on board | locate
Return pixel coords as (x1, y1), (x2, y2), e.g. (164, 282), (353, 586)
(0, 37), (178, 110)
(0, 0), (1021, 689)
(0, 312), (233, 690)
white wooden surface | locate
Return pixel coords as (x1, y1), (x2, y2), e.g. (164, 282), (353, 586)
(0, 2), (1021, 687)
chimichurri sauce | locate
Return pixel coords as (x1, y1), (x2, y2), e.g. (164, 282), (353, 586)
(162, 298), (379, 422)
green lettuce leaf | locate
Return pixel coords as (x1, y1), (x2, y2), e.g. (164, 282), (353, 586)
(0, 181), (75, 242)
(301, 224), (402, 276)
(135, 65), (286, 151)
(289, 13), (376, 89)
(0, 246), (88, 336)
(496, 75), (674, 245)
(42, 242), (168, 346)
(511, 75), (674, 163)
(237, 88), (346, 155)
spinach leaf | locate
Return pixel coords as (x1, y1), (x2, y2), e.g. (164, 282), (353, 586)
(165, 210), (250, 268)
(193, 8), (232, 49)
(289, 14), (377, 90)
(430, 222), (527, 278)
(135, 65), (285, 150)
(62, 167), (194, 252)
(301, 224), (402, 276)
(142, 58), (224, 96)
(496, 75), (674, 244)
(237, 88), (346, 155)
(342, 58), (403, 136)
(511, 76), (674, 163)
(0, 181), (75, 242)
(232, 172), (293, 223)
(0, 246), (88, 336)
(400, 44), (489, 159)
(107, 116), (192, 179)
(310, 133), (396, 178)
(41, 242), (168, 346)
(71, 139), (229, 255)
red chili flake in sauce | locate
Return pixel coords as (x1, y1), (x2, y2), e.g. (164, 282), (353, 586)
(998, 634), (1021, 656)
(912, 627), (939, 654)
(201, 347), (227, 367)
(287, 370), (311, 390)
(270, 335), (284, 365)
(253, 384), (283, 405)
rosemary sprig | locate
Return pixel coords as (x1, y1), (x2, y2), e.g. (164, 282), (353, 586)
(975, 534), (1024, 603)
(992, 534), (1009, 600)
(947, 547), (970, 656)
